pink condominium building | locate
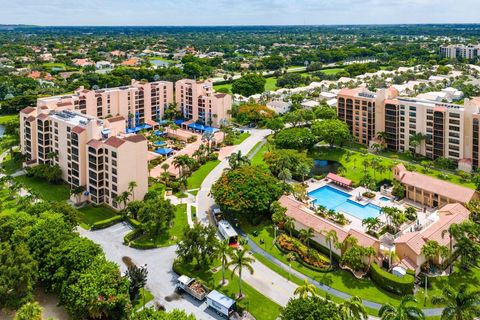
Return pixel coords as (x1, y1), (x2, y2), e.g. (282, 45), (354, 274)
(19, 79), (232, 209)
(175, 79), (232, 127)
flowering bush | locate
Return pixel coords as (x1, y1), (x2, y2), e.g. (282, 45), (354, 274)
(277, 234), (330, 269)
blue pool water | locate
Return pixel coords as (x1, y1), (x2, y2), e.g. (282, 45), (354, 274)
(308, 185), (381, 220)
(153, 141), (166, 147)
(379, 196), (391, 202)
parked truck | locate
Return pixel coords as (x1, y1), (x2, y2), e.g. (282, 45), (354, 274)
(206, 290), (236, 319)
(176, 275), (208, 301)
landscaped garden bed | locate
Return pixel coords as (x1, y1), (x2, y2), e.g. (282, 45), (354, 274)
(276, 233), (330, 270)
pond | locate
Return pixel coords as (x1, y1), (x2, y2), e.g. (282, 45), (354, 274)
(310, 159), (342, 176)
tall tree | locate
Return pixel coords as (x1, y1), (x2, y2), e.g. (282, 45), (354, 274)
(124, 264), (148, 302)
(227, 248), (254, 298)
(379, 295), (424, 320)
(431, 284), (480, 320)
(339, 296), (368, 320)
(294, 279), (317, 299)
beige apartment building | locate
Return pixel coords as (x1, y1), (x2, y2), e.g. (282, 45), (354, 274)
(337, 87), (480, 171)
(20, 107), (148, 209)
(175, 79), (232, 127)
(37, 79), (174, 128)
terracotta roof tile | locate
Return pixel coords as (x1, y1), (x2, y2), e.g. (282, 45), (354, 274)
(395, 203), (470, 255)
(87, 139), (103, 148)
(395, 164), (478, 203)
(71, 126), (86, 134)
(104, 136), (125, 148)
(37, 113), (49, 120)
(106, 115), (125, 123)
(20, 106), (35, 114)
(124, 134), (146, 143)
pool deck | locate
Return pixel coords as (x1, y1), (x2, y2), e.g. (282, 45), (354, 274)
(305, 178), (407, 233)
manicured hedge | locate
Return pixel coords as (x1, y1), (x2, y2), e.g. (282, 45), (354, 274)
(129, 241), (157, 249)
(90, 215), (123, 230)
(126, 216), (142, 228)
(369, 263), (414, 295)
(123, 229), (143, 244)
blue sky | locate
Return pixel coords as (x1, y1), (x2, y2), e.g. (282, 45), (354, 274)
(1, 0), (479, 26)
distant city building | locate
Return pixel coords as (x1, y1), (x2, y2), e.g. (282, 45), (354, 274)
(440, 44), (480, 59)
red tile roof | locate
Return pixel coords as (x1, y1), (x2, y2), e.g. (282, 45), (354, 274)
(26, 116), (35, 122)
(395, 203), (470, 255)
(124, 134), (146, 143)
(394, 164), (478, 203)
(104, 136), (125, 148)
(37, 113), (49, 120)
(71, 126), (86, 134)
(87, 139), (103, 148)
(21, 106), (35, 114)
(326, 173), (352, 187)
(106, 115), (125, 123)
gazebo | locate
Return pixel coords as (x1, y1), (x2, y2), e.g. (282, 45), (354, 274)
(326, 173), (352, 189)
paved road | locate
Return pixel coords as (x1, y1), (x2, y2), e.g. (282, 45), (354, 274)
(78, 224), (223, 320)
(196, 128), (271, 225)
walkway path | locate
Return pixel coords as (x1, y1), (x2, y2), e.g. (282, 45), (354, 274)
(196, 128), (271, 225)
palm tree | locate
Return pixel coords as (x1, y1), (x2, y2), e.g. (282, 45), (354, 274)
(409, 133), (426, 159)
(128, 181), (137, 200)
(278, 167), (292, 182)
(227, 248), (254, 298)
(324, 229), (338, 267)
(70, 185), (85, 203)
(228, 151), (250, 169)
(286, 252), (296, 280)
(115, 190), (131, 210)
(363, 246), (376, 269)
(297, 162), (311, 183)
(421, 240), (449, 268)
(362, 217), (381, 234)
(431, 284), (480, 320)
(379, 295), (425, 320)
(284, 217), (295, 237)
(217, 239), (232, 286)
(173, 155), (191, 178)
(339, 296), (368, 320)
(294, 279), (317, 299)
(299, 227), (314, 248)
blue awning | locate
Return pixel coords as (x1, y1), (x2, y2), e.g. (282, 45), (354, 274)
(126, 123), (152, 133)
(174, 119), (186, 125)
(157, 119), (169, 125)
(154, 148), (174, 156)
(153, 130), (166, 136)
(187, 123), (219, 133)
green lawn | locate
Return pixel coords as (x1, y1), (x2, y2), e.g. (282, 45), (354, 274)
(250, 143), (270, 166)
(319, 68), (345, 75)
(191, 205), (197, 221)
(265, 77), (278, 91)
(315, 146), (476, 189)
(0, 114), (18, 124)
(42, 62), (67, 70)
(213, 83), (232, 93)
(187, 160), (220, 189)
(77, 205), (119, 229)
(147, 56), (175, 63)
(174, 259), (281, 320)
(233, 132), (251, 145)
(133, 289), (154, 310)
(14, 175), (70, 201)
(1, 153), (22, 174)
(133, 204), (188, 247)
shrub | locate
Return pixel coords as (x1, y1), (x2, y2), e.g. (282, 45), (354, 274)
(90, 215), (123, 230)
(276, 234), (330, 270)
(123, 229), (143, 244)
(362, 191), (375, 199)
(126, 216), (142, 228)
(129, 241), (157, 249)
(369, 263), (414, 295)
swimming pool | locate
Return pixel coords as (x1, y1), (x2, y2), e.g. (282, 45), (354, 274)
(308, 185), (381, 220)
(379, 196), (391, 202)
